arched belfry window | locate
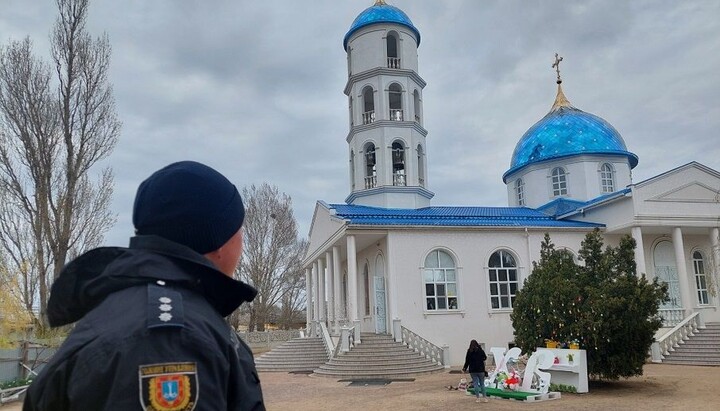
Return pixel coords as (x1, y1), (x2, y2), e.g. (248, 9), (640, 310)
(388, 83), (403, 121)
(386, 32), (400, 68)
(349, 96), (353, 127)
(350, 150), (355, 190)
(516, 178), (525, 206)
(600, 163), (615, 193)
(417, 144), (425, 187)
(362, 86), (375, 125)
(364, 142), (377, 189)
(391, 141), (406, 186)
(413, 90), (421, 123)
(551, 167), (568, 197)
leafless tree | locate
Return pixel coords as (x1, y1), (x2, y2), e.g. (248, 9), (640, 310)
(236, 183), (308, 331)
(0, 0), (120, 329)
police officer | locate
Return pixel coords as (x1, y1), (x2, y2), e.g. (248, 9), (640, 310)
(24, 161), (265, 410)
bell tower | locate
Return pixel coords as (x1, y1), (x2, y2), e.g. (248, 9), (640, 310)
(343, 1), (434, 208)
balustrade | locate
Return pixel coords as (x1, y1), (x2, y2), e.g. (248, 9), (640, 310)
(393, 173), (406, 186)
(362, 110), (375, 124)
(651, 311), (701, 362)
(387, 57), (401, 69)
(389, 109), (403, 121)
(401, 326), (444, 365)
(365, 175), (377, 189)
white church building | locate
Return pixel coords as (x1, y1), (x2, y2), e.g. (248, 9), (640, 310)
(303, 1), (720, 366)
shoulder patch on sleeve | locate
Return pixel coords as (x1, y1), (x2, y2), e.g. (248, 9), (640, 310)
(139, 362), (198, 411)
(147, 284), (185, 329)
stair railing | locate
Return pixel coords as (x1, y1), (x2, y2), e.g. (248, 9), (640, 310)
(650, 311), (703, 362)
(337, 324), (356, 355)
(318, 322), (335, 359)
(401, 325), (447, 366)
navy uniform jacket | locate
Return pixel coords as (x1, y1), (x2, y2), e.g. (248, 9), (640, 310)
(23, 235), (265, 411)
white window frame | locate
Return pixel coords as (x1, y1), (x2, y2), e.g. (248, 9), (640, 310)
(599, 163), (615, 193)
(551, 167), (568, 197)
(516, 178), (525, 206)
(488, 250), (519, 310)
(423, 249), (459, 311)
(692, 250), (710, 305)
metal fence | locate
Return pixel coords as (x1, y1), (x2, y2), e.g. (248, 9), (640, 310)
(239, 329), (301, 350)
(1, 342), (57, 383)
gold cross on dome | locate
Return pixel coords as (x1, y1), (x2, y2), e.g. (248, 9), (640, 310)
(552, 53), (563, 84)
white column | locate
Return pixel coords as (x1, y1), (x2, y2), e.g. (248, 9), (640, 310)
(386, 234), (397, 339)
(710, 228), (720, 305)
(332, 246), (342, 333)
(326, 250), (335, 332)
(312, 261), (319, 322)
(347, 235), (358, 323)
(672, 227), (693, 315)
(631, 226), (647, 276)
(305, 268), (312, 331)
(317, 257), (326, 322)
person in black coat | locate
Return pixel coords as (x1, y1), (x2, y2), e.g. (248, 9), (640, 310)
(462, 339), (489, 403)
(24, 161), (265, 411)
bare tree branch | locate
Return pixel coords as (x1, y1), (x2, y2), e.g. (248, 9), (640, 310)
(0, 0), (120, 329)
(235, 183), (308, 331)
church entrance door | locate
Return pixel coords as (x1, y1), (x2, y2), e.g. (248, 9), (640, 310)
(374, 276), (386, 333)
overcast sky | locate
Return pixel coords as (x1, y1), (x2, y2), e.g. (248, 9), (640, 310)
(1, 0), (719, 247)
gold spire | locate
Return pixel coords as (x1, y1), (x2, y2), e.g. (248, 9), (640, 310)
(550, 53), (573, 111)
(551, 84), (573, 111)
(374, 0), (387, 5)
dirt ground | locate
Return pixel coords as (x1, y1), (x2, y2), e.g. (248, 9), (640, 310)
(2, 363), (717, 410)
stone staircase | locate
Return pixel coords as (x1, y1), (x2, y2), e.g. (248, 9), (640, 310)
(254, 337), (329, 372)
(662, 322), (720, 366)
(313, 333), (445, 380)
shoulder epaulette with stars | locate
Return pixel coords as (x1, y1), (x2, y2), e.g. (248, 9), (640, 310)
(147, 282), (185, 329)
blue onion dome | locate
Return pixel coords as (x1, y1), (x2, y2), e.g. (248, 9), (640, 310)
(344, 1), (420, 50)
(503, 84), (638, 182)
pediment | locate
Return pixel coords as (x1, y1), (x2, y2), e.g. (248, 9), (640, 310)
(648, 181), (720, 203)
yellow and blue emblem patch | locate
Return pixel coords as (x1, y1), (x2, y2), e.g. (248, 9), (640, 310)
(139, 362), (198, 411)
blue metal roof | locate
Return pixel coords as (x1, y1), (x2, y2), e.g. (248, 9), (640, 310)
(344, 3), (420, 50)
(537, 188), (632, 217)
(329, 204), (602, 228)
(536, 198), (586, 217)
(503, 105), (638, 182)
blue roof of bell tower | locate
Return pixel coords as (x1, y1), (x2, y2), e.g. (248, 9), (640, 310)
(503, 84), (638, 182)
(344, 1), (420, 50)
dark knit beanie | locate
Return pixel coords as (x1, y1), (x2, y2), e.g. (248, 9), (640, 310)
(132, 161), (245, 254)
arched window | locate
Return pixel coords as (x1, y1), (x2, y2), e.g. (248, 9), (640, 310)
(391, 141), (406, 186)
(693, 251), (709, 305)
(413, 90), (421, 122)
(423, 249), (458, 310)
(551, 167), (568, 197)
(364, 143), (377, 189)
(600, 163), (615, 193)
(389, 83), (403, 121)
(362, 86), (375, 124)
(488, 250), (518, 310)
(417, 144), (425, 187)
(350, 150), (355, 190)
(363, 263), (370, 316)
(516, 178), (525, 206)
(386, 32), (400, 68)
(349, 96), (353, 126)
